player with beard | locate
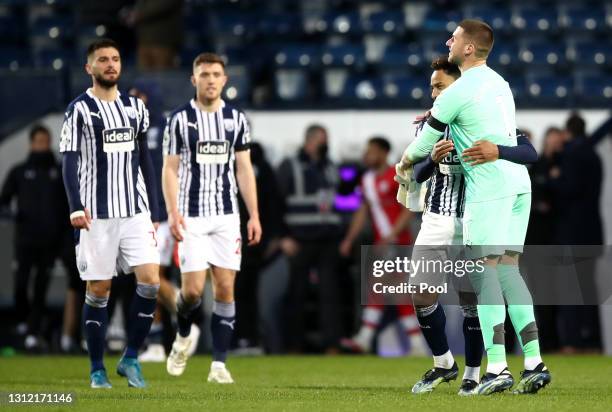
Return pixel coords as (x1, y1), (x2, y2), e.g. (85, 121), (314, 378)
(60, 39), (161, 388)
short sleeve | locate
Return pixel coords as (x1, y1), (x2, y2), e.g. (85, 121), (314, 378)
(162, 114), (183, 156)
(59, 103), (83, 153)
(234, 111), (251, 151)
(430, 80), (465, 125)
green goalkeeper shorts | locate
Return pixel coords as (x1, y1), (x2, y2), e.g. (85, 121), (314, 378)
(462, 193), (531, 258)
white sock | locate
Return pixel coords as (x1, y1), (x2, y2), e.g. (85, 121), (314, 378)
(362, 307), (383, 328)
(486, 361), (508, 375)
(463, 366), (480, 382)
(176, 333), (190, 345)
(60, 335), (73, 352)
(433, 350), (454, 369)
(356, 326), (375, 344)
(400, 314), (419, 332)
(524, 356), (543, 371)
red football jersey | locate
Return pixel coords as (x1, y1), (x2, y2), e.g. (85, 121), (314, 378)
(361, 165), (412, 245)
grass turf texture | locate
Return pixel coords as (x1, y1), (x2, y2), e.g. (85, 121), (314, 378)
(0, 355), (610, 411)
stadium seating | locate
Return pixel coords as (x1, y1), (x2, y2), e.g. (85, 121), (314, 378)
(526, 75), (575, 106)
(0, 0), (609, 111)
(362, 11), (405, 36)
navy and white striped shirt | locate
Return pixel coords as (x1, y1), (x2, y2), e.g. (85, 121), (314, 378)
(414, 121), (465, 218)
(59, 89), (151, 219)
(163, 99), (250, 217)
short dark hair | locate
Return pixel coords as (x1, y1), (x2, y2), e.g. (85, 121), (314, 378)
(566, 112), (586, 138)
(87, 38), (120, 59)
(193, 52), (226, 71)
(305, 124), (327, 141)
(29, 124), (50, 142)
(431, 57), (461, 79)
(544, 126), (562, 136)
(458, 19), (494, 58)
(368, 136), (391, 153)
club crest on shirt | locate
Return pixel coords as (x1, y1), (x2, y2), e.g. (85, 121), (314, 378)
(224, 119), (235, 133)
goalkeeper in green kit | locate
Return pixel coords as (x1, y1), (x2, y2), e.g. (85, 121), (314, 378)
(398, 19), (550, 395)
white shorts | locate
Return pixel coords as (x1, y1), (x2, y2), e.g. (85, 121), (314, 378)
(178, 214), (242, 273)
(156, 221), (175, 267)
(411, 212), (467, 288)
(414, 212), (463, 246)
(76, 213), (160, 281)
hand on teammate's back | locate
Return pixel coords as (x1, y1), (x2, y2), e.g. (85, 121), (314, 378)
(70, 208), (92, 231)
(168, 210), (186, 241)
(462, 140), (499, 166)
(431, 140), (454, 163)
(247, 217), (262, 246)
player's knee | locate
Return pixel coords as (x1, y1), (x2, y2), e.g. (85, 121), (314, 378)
(136, 268), (160, 285)
(182, 287), (203, 304)
(500, 253), (519, 265)
(177, 291), (201, 315)
(214, 288), (234, 303)
(411, 291), (437, 307)
(87, 280), (111, 297)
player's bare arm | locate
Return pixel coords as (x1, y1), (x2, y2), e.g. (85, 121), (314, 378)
(339, 202), (369, 256)
(383, 208), (412, 244)
(162, 154), (186, 241)
(235, 150), (262, 246)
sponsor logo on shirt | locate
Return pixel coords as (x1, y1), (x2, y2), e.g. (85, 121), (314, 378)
(196, 141), (229, 164)
(102, 127), (135, 153)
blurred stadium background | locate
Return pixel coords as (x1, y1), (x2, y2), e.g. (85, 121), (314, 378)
(0, 0), (611, 362)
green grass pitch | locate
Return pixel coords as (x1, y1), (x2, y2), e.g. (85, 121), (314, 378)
(1, 355), (610, 411)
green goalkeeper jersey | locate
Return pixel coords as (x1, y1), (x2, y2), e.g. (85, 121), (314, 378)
(405, 64), (531, 203)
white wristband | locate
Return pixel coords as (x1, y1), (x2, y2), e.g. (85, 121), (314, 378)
(70, 210), (85, 220)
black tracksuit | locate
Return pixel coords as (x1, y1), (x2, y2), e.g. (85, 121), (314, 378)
(0, 151), (65, 335)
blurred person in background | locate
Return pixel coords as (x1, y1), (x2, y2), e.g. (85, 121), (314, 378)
(526, 127), (564, 245)
(0, 125), (64, 352)
(525, 126), (565, 353)
(234, 142), (287, 353)
(338, 136), (426, 356)
(550, 113), (608, 353)
(277, 124), (343, 354)
(121, 0), (183, 70)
